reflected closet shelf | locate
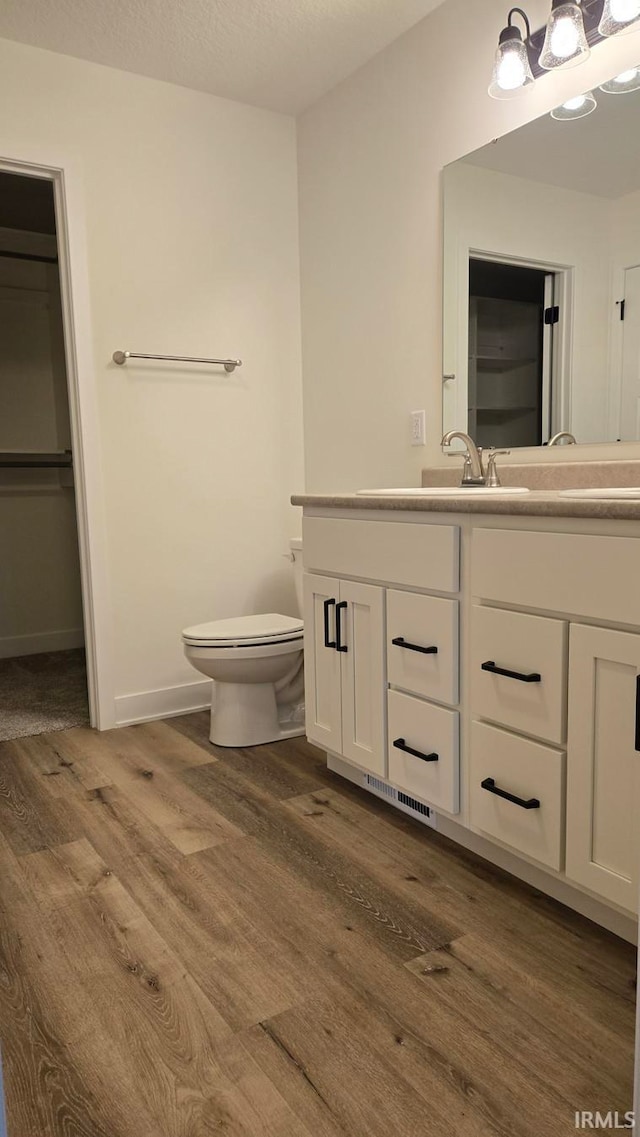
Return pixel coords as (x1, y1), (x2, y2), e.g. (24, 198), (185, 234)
(0, 450), (73, 468)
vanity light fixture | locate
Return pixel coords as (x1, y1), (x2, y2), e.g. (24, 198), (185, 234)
(550, 88), (598, 115)
(599, 0), (640, 35)
(489, 8), (535, 97)
(600, 64), (640, 89)
(539, 0), (590, 69)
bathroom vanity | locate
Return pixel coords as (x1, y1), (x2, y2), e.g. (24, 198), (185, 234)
(292, 486), (640, 940)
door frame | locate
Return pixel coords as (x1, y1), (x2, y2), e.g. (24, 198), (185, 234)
(443, 246), (573, 445)
(0, 142), (115, 729)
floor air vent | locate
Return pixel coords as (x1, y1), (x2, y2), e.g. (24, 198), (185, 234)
(365, 774), (436, 829)
(398, 791), (431, 817)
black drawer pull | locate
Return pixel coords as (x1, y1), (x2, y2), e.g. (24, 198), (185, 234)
(323, 598), (336, 649)
(481, 660), (541, 684)
(636, 674), (640, 753)
(335, 601), (348, 653)
(481, 777), (540, 810)
(392, 636), (438, 656)
(393, 737), (439, 763)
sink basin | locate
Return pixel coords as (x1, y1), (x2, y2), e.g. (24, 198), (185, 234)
(557, 487), (640, 500)
(356, 486), (530, 497)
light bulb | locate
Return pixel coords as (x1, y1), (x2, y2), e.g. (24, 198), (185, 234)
(599, 0), (640, 34)
(488, 20), (534, 99)
(539, 1), (590, 69)
(610, 0), (640, 21)
(550, 13), (580, 56)
(600, 65), (640, 91)
(550, 89), (597, 118)
(499, 49), (528, 88)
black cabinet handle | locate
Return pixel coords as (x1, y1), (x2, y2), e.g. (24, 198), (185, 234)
(393, 737), (439, 763)
(335, 601), (348, 653)
(481, 777), (540, 810)
(323, 598), (336, 649)
(392, 636), (438, 656)
(481, 660), (541, 684)
(636, 675), (640, 752)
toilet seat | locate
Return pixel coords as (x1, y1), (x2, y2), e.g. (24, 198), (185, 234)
(182, 612), (303, 648)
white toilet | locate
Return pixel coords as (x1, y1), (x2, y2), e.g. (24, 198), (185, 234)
(182, 538), (305, 747)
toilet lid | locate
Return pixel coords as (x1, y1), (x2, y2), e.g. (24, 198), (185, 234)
(182, 613), (303, 646)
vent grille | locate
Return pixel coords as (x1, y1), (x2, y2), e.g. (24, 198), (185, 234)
(365, 774), (436, 829)
(398, 791), (431, 818)
(366, 774), (395, 798)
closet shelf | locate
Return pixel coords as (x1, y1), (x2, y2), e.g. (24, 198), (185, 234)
(0, 450), (73, 469)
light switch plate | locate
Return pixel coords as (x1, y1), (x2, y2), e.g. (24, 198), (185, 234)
(410, 409), (426, 446)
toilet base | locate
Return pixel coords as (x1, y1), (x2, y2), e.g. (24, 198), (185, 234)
(209, 681), (305, 748)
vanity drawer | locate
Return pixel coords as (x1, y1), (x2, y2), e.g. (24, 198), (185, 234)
(387, 689), (459, 814)
(470, 605), (567, 744)
(303, 517), (459, 592)
(469, 721), (565, 871)
(472, 528), (640, 626)
(387, 590), (458, 705)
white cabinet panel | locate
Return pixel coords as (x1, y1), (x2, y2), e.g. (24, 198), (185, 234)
(303, 573), (342, 753)
(471, 605), (567, 744)
(387, 590), (458, 706)
(388, 689), (459, 813)
(472, 528), (640, 627)
(339, 580), (386, 776)
(469, 721), (565, 871)
(303, 517), (459, 592)
(566, 624), (640, 913)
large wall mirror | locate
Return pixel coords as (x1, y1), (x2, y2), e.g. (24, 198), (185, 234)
(442, 73), (640, 449)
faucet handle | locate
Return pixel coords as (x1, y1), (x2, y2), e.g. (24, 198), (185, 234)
(485, 449), (510, 488)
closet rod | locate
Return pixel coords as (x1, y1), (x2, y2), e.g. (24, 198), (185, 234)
(112, 350), (242, 373)
(0, 250), (58, 265)
(0, 450), (72, 469)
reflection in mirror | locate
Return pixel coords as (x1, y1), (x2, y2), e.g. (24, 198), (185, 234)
(442, 76), (640, 449)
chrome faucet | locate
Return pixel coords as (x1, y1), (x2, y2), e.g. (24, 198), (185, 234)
(441, 430), (485, 485)
(547, 431), (576, 446)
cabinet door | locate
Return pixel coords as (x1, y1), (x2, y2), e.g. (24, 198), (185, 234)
(566, 624), (640, 912)
(303, 573), (342, 753)
(339, 580), (386, 776)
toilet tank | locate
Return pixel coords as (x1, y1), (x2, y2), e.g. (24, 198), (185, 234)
(289, 538), (303, 616)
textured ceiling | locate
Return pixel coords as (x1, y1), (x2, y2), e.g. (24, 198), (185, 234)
(0, 0), (447, 114)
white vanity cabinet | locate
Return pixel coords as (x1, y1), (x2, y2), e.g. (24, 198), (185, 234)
(297, 502), (640, 929)
(302, 515), (461, 801)
(565, 624), (640, 912)
(471, 525), (640, 915)
(303, 572), (386, 776)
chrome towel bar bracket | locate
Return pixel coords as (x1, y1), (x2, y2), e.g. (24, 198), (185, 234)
(112, 350), (242, 373)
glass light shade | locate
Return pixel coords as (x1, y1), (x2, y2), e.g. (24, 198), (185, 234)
(539, 1), (590, 69)
(550, 90), (597, 118)
(599, 0), (640, 35)
(600, 66), (640, 91)
(488, 33), (535, 98)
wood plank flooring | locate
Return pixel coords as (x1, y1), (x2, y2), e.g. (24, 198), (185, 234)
(0, 713), (635, 1136)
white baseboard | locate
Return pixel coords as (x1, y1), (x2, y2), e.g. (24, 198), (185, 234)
(0, 628), (84, 660)
(114, 679), (212, 727)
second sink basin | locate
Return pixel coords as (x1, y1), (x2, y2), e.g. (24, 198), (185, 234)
(557, 487), (640, 500)
(356, 486), (530, 497)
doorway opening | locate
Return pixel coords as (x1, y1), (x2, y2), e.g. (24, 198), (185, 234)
(468, 257), (559, 447)
(0, 170), (89, 740)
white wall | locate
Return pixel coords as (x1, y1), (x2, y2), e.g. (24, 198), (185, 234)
(298, 0), (640, 491)
(0, 38), (303, 722)
(442, 163), (613, 444)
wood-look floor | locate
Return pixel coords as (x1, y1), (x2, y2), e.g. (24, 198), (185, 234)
(0, 713), (635, 1137)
